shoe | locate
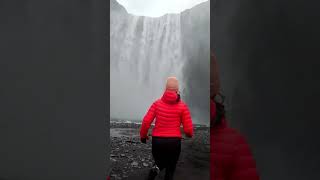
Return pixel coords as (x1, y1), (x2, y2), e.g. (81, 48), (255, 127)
(146, 165), (160, 180)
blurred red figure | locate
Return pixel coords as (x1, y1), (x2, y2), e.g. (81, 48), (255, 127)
(210, 53), (259, 180)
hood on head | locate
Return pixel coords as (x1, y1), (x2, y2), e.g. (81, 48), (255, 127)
(161, 90), (179, 104)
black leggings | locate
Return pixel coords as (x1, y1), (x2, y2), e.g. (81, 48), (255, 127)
(151, 137), (181, 180)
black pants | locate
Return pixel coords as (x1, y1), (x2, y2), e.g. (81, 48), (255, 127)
(148, 137), (181, 180)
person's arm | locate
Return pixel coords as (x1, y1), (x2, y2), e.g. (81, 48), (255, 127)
(229, 134), (259, 180)
(140, 102), (157, 140)
(181, 104), (193, 138)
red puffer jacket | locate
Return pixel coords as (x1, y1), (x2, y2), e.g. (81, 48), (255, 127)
(140, 90), (193, 138)
(211, 100), (259, 180)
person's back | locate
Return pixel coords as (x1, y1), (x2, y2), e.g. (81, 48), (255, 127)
(140, 90), (193, 139)
(140, 77), (193, 180)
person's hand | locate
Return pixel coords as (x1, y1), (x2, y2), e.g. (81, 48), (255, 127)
(141, 138), (147, 144)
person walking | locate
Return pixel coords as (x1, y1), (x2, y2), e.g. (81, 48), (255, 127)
(140, 76), (194, 180)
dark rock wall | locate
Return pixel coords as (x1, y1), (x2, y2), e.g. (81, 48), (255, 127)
(181, 2), (210, 125)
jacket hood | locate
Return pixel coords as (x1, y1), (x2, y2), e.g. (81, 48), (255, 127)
(161, 90), (179, 104)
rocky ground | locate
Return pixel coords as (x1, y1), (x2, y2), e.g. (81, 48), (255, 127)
(109, 122), (210, 180)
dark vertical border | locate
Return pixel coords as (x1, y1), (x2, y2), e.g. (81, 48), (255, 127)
(106, 0), (111, 177)
(0, 0), (109, 179)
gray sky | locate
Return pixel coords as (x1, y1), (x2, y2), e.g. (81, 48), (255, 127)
(116, 0), (208, 17)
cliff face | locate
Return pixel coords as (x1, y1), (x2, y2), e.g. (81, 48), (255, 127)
(180, 2), (210, 121)
(110, 0), (210, 125)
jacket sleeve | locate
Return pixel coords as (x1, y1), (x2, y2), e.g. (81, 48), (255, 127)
(181, 104), (194, 137)
(140, 102), (156, 139)
(229, 134), (259, 180)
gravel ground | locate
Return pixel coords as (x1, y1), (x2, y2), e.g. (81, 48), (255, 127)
(109, 122), (210, 180)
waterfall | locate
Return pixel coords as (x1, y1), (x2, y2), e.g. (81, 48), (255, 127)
(110, 0), (209, 125)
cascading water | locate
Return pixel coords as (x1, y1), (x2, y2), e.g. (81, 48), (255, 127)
(110, 0), (209, 125)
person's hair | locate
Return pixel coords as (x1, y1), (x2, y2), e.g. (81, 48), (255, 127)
(176, 91), (181, 102)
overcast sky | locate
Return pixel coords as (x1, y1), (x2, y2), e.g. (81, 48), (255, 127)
(116, 0), (208, 17)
